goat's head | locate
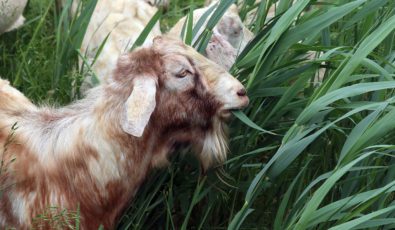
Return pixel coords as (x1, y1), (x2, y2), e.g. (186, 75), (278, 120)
(215, 4), (245, 49)
(111, 36), (249, 169)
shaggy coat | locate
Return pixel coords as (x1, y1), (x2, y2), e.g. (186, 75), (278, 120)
(0, 36), (248, 229)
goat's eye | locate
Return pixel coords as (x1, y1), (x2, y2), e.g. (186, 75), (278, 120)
(176, 70), (190, 78)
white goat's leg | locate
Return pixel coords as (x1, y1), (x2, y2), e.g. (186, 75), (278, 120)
(5, 15), (25, 32)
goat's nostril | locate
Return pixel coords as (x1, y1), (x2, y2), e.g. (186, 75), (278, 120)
(237, 88), (247, 97)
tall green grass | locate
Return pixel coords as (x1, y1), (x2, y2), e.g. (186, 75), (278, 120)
(1, 0), (395, 229)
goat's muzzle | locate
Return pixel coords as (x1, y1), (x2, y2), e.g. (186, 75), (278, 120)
(214, 74), (249, 120)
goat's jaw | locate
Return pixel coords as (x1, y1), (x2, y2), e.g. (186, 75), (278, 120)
(218, 102), (250, 120)
(198, 117), (228, 171)
(219, 109), (236, 120)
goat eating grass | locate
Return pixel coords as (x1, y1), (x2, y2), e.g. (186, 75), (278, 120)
(0, 36), (249, 229)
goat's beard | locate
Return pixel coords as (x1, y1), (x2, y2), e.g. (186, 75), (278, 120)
(198, 117), (229, 170)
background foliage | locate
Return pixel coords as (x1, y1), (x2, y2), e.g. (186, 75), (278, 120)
(2, 0), (395, 229)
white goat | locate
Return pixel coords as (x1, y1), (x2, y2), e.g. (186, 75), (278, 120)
(168, 2), (254, 70)
(203, 1), (326, 83)
(79, 0), (163, 90)
(0, 0), (28, 34)
(0, 36), (249, 229)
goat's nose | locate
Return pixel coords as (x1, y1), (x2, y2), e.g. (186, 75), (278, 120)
(234, 26), (243, 35)
(237, 88), (247, 97)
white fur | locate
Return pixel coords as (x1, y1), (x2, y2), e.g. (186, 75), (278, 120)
(123, 77), (157, 137)
(78, 0), (162, 90)
(200, 118), (228, 169)
(0, 0), (27, 34)
(212, 72), (248, 110)
(11, 193), (28, 225)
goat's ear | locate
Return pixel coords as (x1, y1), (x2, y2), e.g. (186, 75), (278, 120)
(122, 77), (157, 137)
(228, 4), (238, 14)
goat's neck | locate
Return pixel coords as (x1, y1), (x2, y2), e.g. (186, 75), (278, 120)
(86, 89), (164, 183)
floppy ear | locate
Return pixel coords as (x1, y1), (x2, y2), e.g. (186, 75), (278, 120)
(122, 77), (157, 137)
(230, 4), (238, 13)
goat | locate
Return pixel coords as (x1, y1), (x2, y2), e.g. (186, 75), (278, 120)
(168, 2), (254, 70)
(203, 1), (327, 83)
(78, 0), (163, 91)
(0, 0), (27, 35)
(0, 36), (249, 229)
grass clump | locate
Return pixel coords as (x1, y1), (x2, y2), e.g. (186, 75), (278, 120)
(2, 0), (395, 229)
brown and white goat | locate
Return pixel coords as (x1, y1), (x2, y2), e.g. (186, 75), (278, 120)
(0, 36), (249, 229)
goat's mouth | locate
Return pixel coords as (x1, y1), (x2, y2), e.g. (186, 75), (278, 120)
(219, 97), (249, 120)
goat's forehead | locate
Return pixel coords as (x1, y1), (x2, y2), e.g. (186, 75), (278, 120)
(153, 40), (227, 81)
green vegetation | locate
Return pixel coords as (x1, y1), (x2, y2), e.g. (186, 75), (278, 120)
(2, 0), (395, 229)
